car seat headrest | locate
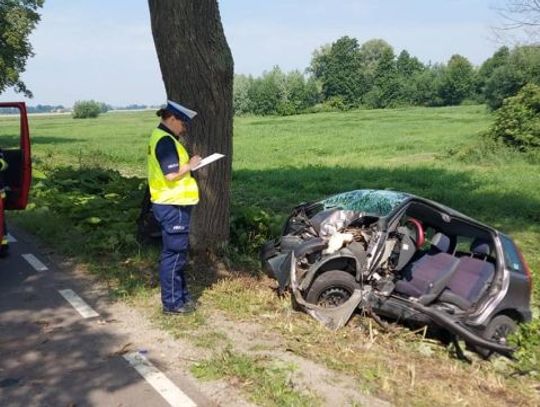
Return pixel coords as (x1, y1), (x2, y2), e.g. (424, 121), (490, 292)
(470, 238), (491, 256)
(431, 232), (450, 253)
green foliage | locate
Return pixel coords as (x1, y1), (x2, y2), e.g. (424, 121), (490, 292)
(396, 50), (424, 77)
(511, 316), (540, 375)
(309, 37), (400, 108)
(324, 95), (348, 111)
(72, 100), (103, 119)
(485, 83), (540, 149)
(283, 70), (321, 113)
(233, 74), (253, 115)
(311, 36), (364, 106)
(100, 102), (112, 113)
(475, 46), (510, 101)
(28, 166), (144, 254)
(235, 39), (539, 115)
(0, 0), (44, 97)
(12, 162), (157, 295)
(410, 65), (445, 106)
(236, 67), (321, 116)
(439, 54), (475, 105)
(482, 45), (540, 110)
(229, 206), (283, 256)
(247, 74), (280, 116)
(484, 64), (525, 111)
(364, 46), (402, 108)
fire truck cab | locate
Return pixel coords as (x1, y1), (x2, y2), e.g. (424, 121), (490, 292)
(0, 102), (32, 249)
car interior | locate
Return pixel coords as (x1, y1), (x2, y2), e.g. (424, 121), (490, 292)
(392, 201), (497, 311)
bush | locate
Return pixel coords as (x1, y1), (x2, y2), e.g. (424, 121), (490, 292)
(72, 100), (103, 119)
(324, 96), (348, 111)
(511, 317), (540, 375)
(485, 83), (540, 150)
(229, 206), (283, 256)
(276, 100), (297, 116)
(482, 45), (540, 110)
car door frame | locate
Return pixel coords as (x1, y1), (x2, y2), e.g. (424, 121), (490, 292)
(0, 102), (32, 210)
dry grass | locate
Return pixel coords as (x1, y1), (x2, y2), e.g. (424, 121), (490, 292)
(199, 275), (540, 406)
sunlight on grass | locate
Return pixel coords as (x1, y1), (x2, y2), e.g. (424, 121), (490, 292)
(3, 105), (539, 406)
(192, 347), (319, 407)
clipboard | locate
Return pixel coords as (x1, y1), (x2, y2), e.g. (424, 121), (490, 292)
(191, 153), (225, 171)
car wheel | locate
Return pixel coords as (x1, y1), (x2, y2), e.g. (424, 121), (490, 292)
(475, 314), (517, 359)
(305, 270), (360, 308)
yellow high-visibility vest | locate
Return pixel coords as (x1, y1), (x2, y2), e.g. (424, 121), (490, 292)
(147, 128), (199, 205)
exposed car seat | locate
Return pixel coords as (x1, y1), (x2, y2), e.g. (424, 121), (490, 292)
(438, 239), (495, 309)
(395, 233), (460, 304)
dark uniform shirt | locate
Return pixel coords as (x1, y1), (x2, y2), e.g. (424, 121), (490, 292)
(155, 123), (180, 175)
(0, 149), (7, 192)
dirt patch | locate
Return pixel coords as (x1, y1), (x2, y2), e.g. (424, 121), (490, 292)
(205, 313), (390, 406)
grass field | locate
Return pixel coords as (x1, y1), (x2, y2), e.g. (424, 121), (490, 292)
(1, 105), (538, 277)
(1, 105), (539, 405)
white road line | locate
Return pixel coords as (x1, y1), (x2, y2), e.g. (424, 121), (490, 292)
(58, 289), (100, 319)
(6, 233), (17, 242)
(123, 352), (197, 407)
(22, 253), (48, 271)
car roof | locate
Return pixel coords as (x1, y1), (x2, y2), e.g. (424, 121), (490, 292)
(402, 192), (498, 234)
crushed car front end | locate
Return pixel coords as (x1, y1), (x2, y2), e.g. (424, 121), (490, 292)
(262, 190), (409, 295)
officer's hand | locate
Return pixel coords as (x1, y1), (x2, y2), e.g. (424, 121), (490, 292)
(189, 155), (202, 169)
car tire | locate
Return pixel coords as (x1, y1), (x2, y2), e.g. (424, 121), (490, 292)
(475, 314), (517, 359)
(305, 270), (360, 308)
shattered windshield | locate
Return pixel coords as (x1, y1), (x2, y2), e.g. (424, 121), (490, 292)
(322, 189), (410, 217)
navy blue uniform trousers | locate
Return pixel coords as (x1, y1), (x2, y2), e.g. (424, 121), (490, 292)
(152, 204), (193, 310)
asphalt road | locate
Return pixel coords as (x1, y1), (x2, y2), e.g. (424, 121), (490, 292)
(0, 227), (213, 406)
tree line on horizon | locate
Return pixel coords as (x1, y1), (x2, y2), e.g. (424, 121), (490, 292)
(233, 36), (540, 116)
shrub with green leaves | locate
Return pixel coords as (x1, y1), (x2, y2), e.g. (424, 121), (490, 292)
(485, 83), (540, 150)
(72, 100), (103, 119)
(229, 207), (283, 256)
(511, 316), (540, 375)
(27, 166), (144, 255)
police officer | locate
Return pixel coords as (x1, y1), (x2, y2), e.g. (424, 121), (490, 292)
(0, 149), (9, 257)
(147, 100), (201, 315)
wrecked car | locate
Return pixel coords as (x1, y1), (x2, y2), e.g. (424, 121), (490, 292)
(261, 189), (533, 358)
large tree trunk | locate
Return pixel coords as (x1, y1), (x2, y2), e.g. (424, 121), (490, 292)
(148, 0), (234, 252)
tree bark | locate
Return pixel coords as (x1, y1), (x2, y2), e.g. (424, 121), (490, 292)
(148, 0), (234, 252)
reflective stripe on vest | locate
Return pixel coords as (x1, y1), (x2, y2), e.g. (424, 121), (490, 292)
(147, 128), (199, 205)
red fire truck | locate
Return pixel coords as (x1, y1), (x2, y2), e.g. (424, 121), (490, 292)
(0, 102), (32, 256)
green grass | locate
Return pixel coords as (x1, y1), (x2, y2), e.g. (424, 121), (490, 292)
(1, 105), (539, 405)
(192, 348), (318, 407)
(0, 111), (154, 173)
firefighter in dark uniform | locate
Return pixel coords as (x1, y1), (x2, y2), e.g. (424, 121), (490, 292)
(147, 100), (201, 314)
(0, 149), (9, 257)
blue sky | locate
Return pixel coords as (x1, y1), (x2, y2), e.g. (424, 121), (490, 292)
(0, 0), (511, 106)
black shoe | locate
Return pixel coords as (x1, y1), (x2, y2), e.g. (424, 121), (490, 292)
(0, 244), (9, 258)
(162, 303), (196, 315)
(184, 298), (197, 308)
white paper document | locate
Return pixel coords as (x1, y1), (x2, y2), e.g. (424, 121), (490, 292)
(191, 153), (225, 171)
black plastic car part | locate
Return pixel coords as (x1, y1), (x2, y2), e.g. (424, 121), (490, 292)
(400, 298), (515, 358)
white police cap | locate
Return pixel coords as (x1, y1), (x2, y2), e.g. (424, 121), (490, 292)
(166, 100), (198, 123)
